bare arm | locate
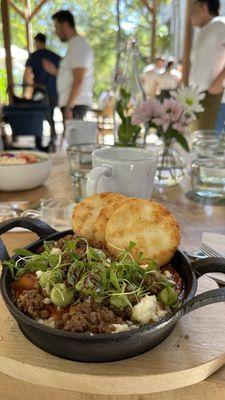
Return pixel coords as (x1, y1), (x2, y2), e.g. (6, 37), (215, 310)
(23, 66), (34, 99)
(42, 59), (58, 76)
(64, 67), (86, 120)
(208, 68), (225, 95)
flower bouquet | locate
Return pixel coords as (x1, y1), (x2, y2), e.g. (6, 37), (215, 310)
(132, 86), (205, 186)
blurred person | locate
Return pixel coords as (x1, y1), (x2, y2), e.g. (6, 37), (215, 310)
(189, 0), (225, 130)
(141, 56), (165, 98)
(43, 10), (94, 122)
(23, 33), (61, 106)
(157, 60), (181, 93)
(23, 33), (61, 148)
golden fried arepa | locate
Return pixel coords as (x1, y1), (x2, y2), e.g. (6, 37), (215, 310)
(93, 197), (128, 244)
(105, 198), (180, 267)
(72, 192), (127, 241)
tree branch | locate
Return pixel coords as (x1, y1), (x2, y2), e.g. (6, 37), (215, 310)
(140, 0), (154, 14)
(9, 0), (25, 19)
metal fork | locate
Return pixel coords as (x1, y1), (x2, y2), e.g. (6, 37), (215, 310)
(200, 242), (225, 258)
(199, 242), (225, 285)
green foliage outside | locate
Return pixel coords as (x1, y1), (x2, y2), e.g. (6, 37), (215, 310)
(0, 0), (172, 103)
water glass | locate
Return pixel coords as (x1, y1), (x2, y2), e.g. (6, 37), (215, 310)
(191, 133), (225, 199)
(67, 144), (103, 202)
(22, 197), (73, 231)
(192, 129), (221, 147)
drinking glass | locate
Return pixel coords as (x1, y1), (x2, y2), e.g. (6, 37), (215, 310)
(66, 143), (103, 202)
(22, 197), (74, 231)
(192, 129), (221, 146)
(191, 133), (225, 199)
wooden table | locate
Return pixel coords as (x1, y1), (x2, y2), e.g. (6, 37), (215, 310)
(1, 152), (225, 400)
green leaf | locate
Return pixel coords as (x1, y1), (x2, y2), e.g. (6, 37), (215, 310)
(120, 87), (131, 109)
(87, 247), (107, 262)
(26, 256), (49, 272)
(14, 248), (35, 257)
(116, 99), (126, 121)
(48, 254), (60, 268)
(67, 261), (84, 287)
(110, 269), (120, 291)
(127, 241), (136, 252)
(118, 119), (141, 145)
(64, 240), (76, 251)
(3, 260), (16, 278)
(43, 241), (55, 253)
(166, 131), (190, 152)
(145, 260), (159, 272)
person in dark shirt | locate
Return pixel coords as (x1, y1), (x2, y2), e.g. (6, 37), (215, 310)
(23, 33), (61, 148)
(24, 33), (61, 106)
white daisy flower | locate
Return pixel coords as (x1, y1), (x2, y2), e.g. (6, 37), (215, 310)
(171, 85), (205, 116)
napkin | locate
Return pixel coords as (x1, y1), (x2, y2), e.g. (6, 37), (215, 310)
(201, 232), (225, 284)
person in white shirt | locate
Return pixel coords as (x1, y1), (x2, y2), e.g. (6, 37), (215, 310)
(157, 61), (181, 94)
(189, 0), (225, 130)
(43, 10), (94, 121)
(141, 57), (165, 98)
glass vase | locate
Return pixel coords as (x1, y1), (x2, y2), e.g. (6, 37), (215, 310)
(154, 141), (185, 187)
(113, 38), (146, 147)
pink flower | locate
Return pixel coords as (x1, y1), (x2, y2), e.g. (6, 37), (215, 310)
(153, 113), (171, 133)
(163, 98), (184, 122)
(172, 122), (184, 132)
(132, 99), (158, 125)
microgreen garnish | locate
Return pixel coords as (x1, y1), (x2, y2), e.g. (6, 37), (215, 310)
(5, 237), (180, 312)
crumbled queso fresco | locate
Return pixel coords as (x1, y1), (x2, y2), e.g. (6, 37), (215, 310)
(132, 295), (167, 324)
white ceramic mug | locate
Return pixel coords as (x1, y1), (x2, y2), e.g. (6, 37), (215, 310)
(86, 147), (158, 199)
(65, 120), (97, 146)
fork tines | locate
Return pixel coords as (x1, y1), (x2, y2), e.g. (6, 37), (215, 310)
(200, 242), (225, 258)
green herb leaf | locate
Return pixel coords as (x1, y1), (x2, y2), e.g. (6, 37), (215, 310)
(3, 260), (16, 278)
(64, 240), (76, 251)
(43, 241), (55, 253)
(110, 269), (120, 291)
(67, 261), (85, 287)
(49, 254), (60, 268)
(87, 247), (107, 262)
(14, 248), (35, 257)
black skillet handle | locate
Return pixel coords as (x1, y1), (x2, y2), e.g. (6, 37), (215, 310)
(174, 257), (225, 321)
(0, 217), (57, 262)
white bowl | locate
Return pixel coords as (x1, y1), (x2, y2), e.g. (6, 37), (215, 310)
(0, 151), (52, 191)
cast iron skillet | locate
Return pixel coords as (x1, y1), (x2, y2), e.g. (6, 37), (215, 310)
(1, 217), (225, 363)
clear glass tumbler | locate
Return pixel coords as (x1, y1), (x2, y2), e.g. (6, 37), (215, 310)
(66, 143), (103, 202)
(191, 133), (225, 199)
(22, 197), (74, 231)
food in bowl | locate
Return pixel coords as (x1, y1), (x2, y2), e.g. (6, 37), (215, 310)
(5, 194), (184, 334)
(0, 151), (51, 191)
(0, 152), (44, 165)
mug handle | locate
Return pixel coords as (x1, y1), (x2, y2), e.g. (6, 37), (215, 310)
(86, 164), (114, 196)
